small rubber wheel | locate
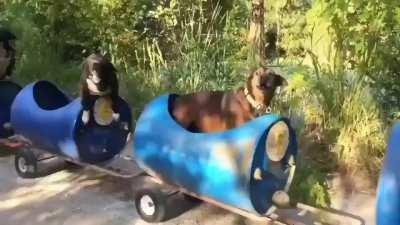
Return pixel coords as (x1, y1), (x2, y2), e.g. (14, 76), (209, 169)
(135, 188), (167, 223)
(15, 149), (38, 178)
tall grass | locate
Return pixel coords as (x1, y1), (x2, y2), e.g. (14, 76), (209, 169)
(2, 2), (246, 119)
(119, 6), (247, 119)
(335, 81), (386, 180)
(290, 165), (331, 207)
(274, 65), (386, 186)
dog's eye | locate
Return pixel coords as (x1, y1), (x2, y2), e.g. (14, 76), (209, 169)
(257, 83), (270, 90)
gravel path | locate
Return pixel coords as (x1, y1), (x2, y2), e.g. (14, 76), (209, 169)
(0, 150), (375, 225)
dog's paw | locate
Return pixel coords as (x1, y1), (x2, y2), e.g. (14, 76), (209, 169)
(82, 110), (90, 124)
(253, 168), (263, 180)
(112, 113), (120, 122)
(272, 190), (290, 208)
(120, 122), (129, 131)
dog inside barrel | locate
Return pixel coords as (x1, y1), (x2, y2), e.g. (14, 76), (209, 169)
(0, 28), (16, 81)
(80, 53), (120, 127)
(171, 67), (292, 207)
(171, 67), (288, 133)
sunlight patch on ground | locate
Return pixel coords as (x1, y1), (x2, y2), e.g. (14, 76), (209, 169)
(0, 169), (104, 211)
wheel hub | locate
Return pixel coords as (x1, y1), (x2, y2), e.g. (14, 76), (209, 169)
(140, 195), (155, 216)
(18, 157), (28, 173)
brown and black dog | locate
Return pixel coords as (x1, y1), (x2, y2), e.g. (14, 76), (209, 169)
(80, 53), (119, 125)
(171, 67), (287, 133)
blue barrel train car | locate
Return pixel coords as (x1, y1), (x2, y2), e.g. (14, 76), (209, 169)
(133, 94), (297, 217)
(10, 80), (132, 163)
(0, 80), (21, 138)
(377, 123), (400, 225)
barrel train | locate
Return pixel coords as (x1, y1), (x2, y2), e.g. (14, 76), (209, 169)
(0, 55), (365, 224)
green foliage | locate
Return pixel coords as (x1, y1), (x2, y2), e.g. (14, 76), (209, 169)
(0, 3), (81, 93)
(121, 9), (245, 118)
(1, 0), (240, 68)
(268, 0), (396, 184)
(265, 0), (311, 60)
(276, 67), (386, 180)
(306, 0), (400, 113)
(0, 0), (247, 99)
(290, 165), (330, 208)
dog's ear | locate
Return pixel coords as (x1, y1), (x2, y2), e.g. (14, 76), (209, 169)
(253, 67), (265, 77)
(274, 74), (288, 95)
(105, 61), (117, 73)
(87, 55), (103, 81)
(275, 74), (288, 87)
(247, 67), (264, 89)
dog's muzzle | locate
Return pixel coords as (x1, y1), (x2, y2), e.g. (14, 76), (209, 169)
(86, 78), (110, 96)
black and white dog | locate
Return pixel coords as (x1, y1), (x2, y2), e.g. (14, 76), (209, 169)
(80, 53), (120, 125)
(0, 28), (16, 80)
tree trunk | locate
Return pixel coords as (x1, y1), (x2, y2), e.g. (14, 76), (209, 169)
(247, 0), (265, 67)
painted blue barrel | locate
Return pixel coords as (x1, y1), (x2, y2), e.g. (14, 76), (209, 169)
(10, 81), (132, 163)
(0, 80), (21, 138)
(377, 123), (400, 225)
(133, 94), (297, 215)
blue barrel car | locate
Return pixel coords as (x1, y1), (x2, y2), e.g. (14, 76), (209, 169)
(133, 94), (297, 222)
(377, 123), (400, 225)
(10, 80), (132, 174)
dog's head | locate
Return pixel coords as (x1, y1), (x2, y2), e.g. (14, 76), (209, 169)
(246, 67), (287, 107)
(82, 53), (117, 95)
(0, 29), (16, 80)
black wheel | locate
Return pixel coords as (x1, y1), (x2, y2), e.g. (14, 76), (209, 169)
(135, 188), (167, 223)
(14, 149), (38, 178)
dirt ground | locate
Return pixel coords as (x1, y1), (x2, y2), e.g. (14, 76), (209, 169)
(0, 148), (376, 225)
